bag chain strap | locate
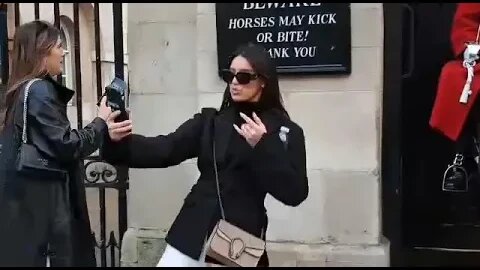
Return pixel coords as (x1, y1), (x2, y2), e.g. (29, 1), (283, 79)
(21, 79), (41, 144)
(212, 123), (265, 239)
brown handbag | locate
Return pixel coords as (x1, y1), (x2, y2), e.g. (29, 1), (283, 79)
(205, 139), (266, 267)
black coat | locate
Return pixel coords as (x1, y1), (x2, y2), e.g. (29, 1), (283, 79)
(0, 76), (106, 267)
(101, 106), (309, 264)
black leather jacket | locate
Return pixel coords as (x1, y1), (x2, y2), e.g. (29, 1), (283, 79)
(14, 76), (106, 164)
(0, 76), (106, 266)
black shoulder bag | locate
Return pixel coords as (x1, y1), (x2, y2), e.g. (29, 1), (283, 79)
(15, 79), (67, 178)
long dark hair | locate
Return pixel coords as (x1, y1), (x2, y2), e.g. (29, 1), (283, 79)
(0, 20), (60, 132)
(219, 43), (289, 118)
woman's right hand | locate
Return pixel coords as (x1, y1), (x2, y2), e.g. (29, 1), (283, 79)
(107, 111), (133, 142)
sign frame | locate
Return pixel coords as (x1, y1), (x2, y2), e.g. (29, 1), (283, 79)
(215, 3), (352, 75)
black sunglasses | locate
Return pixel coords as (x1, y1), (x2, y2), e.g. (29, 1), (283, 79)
(221, 69), (259, 85)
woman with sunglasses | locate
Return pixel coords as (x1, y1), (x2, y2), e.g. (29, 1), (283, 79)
(102, 43), (309, 267)
(0, 21), (111, 266)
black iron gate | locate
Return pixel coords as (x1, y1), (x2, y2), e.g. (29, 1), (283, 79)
(0, 3), (129, 267)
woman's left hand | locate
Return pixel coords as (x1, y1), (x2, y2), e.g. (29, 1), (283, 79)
(234, 112), (267, 148)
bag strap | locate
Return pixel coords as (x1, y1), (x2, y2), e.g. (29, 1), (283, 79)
(21, 79), (41, 144)
(199, 108), (226, 220)
(211, 113), (265, 239)
(212, 126), (226, 221)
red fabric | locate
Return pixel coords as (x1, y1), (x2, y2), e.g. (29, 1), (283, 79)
(451, 3), (480, 57)
(430, 61), (480, 141)
(429, 3), (480, 141)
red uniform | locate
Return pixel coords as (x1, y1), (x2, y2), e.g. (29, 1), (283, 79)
(429, 3), (480, 141)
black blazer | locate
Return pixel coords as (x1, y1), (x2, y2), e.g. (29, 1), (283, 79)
(101, 106), (309, 261)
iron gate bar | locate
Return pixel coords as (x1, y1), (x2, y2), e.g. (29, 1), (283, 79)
(14, 3), (18, 27)
(53, 3), (60, 29)
(84, 154), (128, 267)
(53, 3), (61, 84)
(100, 186), (107, 267)
(34, 3), (39, 20)
(73, 3), (82, 130)
(91, 231), (120, 267)
(0, 5), (8, 84)
(94, 3), (102, 99)
(113, 3), (124, 81)
(109, 231), (117, 267)
(112, 3), (128, 246)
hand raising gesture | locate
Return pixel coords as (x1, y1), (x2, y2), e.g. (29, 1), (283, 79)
(233, 112), (267, 148)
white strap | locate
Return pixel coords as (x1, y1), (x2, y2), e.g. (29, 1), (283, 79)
(459, 41), (480, 104)
(21, 79), (41, 144)
(460, 62), (475, 104)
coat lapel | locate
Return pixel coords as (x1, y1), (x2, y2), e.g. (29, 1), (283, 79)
(214, 108), (235, 164)
(259, 109), (284, 135)
(45, 76), (75, 105)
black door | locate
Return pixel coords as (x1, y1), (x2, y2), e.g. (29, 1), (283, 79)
(399, 3), (480, 266)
